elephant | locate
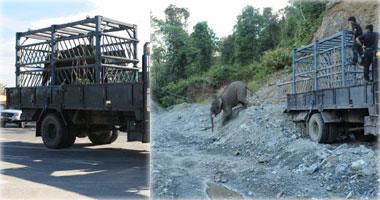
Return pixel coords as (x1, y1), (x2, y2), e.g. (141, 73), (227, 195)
(210, 81), (250, 132)
(42, 44), (128, 86)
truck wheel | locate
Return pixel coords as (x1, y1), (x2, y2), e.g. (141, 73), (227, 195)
(1, 121), (5, 128)
(19, 122), (26, 128)
(62, 129), (76, 148)
(308, 113), (329, 143)
(326, 124), (338, 143)
(88, 129), (118, 145)
(41, 113), (67, 149)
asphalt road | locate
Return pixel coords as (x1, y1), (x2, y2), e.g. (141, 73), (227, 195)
(0, 124), (149, 199)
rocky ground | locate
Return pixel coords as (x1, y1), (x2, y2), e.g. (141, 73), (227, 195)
(151, 100), (378, 199)
(151, 71), (378, 199)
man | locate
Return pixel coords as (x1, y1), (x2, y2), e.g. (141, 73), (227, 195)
(348, 16), (363, 64)
(356, 24), (378, 82)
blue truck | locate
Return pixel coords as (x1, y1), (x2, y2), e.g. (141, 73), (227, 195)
(283, 30), (378, 143)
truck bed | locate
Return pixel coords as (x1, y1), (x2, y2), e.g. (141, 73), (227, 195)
(287, 83), (376, 112)
(6, 83), (143, 118)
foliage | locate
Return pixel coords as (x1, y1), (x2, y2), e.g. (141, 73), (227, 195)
(189, 22), (217, 73)
(151, 1), (327, 107)
(220, 35), (235, 65)
(233, 6), (263, 65)
(260, 47), (292, 71)
(278, 0), (327, 47)
(206, 64), (254, 87)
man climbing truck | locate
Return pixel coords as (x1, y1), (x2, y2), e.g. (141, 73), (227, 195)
(5, 16), (150, 148)
(284, 30), (378, 143)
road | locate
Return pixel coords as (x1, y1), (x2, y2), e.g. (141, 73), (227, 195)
(0, 124), (149, 199)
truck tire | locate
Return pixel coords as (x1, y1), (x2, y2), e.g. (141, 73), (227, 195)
(326, 124), (338, 143)
(308, 113), (329, 143)
(1, 121), (5, 128)
(41, 113), (67, 149)
(88, 129), (118, 145)
(62, 128), (76, 148)
(19, 122), (26, 128)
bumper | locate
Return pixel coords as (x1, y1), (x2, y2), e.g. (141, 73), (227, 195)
(0, 118), (22, 123)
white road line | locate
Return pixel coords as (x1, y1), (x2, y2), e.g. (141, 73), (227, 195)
(0, 144), (114, 152)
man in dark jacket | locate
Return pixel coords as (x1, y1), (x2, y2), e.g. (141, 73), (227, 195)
(348, 16), (363, 65)
(357, 24), (378, 81)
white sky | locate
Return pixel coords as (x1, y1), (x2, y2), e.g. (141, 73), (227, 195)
(0, 0), (288, 87)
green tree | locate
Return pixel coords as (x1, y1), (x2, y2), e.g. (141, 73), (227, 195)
(152, 4), (192, 81)
(151, 4), (195, 103)
(279, 0), (327, 47)
(258, 7), (280, 52)
(233, 6), (263, 65)
(220, 35), (236, 64)
(190, 21), (217, 72)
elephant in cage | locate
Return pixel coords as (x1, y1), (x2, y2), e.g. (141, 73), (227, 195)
(42, 44), (129, 86)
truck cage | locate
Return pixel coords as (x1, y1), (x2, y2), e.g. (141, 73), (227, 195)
(16, 15), (139, 87)
(279, 30), (368, 95)
(279, 30), (378, 138)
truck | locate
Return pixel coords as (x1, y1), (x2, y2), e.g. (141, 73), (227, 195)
(5, 16), (150, 148)
(281, 30), (378, 143)
(1, 109), (26, 128)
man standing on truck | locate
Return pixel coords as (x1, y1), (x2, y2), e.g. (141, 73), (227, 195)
(348, 16), (363, 65)
(356, 24), (378, 82)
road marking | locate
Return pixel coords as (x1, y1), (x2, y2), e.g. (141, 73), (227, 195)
(0, 143), (116, 152)
(3, 155), (30, 160)
(60, 159), (100, 166)
(50, 169), (106, 177)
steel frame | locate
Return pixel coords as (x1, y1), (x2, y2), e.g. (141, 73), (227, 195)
(15, 16), (139, 87)
(289, 31), (365, 94)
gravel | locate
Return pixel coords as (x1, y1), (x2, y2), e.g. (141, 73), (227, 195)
(151, 102), (378, 199)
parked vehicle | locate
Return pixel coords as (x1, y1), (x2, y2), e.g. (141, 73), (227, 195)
(281, 30), (378, 143)
(0, 109), (26, 128)
(6, 16), (149, 148)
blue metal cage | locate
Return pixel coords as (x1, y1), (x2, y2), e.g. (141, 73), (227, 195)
(290, 30), (366, 94)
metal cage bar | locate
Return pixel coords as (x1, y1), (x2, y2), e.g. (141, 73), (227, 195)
(289, 30), (367, 94)
(15, 16), (139, 87)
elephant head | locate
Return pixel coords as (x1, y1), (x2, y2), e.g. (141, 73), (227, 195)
(210, 96), (222, 132)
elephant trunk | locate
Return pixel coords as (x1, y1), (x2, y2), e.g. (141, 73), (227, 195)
(211, 113), (214, 132)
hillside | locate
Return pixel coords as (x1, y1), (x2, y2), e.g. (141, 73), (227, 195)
(151, 101), (377, 199)
(315, 0), (379, 39)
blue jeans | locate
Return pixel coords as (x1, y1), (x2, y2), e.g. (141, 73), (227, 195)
(352, 43), (363, 64)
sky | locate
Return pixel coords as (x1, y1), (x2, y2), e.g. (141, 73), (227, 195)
(0, 0), (288, 87)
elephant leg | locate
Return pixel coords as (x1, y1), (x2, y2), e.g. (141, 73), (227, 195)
(240, 99), (249, 108)
(221, 107), (232, 127)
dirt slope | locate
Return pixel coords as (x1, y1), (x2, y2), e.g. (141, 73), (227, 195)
(151, 102), (378, 199)
(314, 0), (379, 39)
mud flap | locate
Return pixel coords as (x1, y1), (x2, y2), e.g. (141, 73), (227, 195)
(126, 121), (145, 142)
(127, 131), (143, 142)
(364, 115), (378, 135)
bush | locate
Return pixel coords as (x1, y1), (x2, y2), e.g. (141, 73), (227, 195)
(206, 64), (254, 87)
(160, 96), (186, 108)
(158, 75), (209, 107)
(260, 47), (292, 71)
